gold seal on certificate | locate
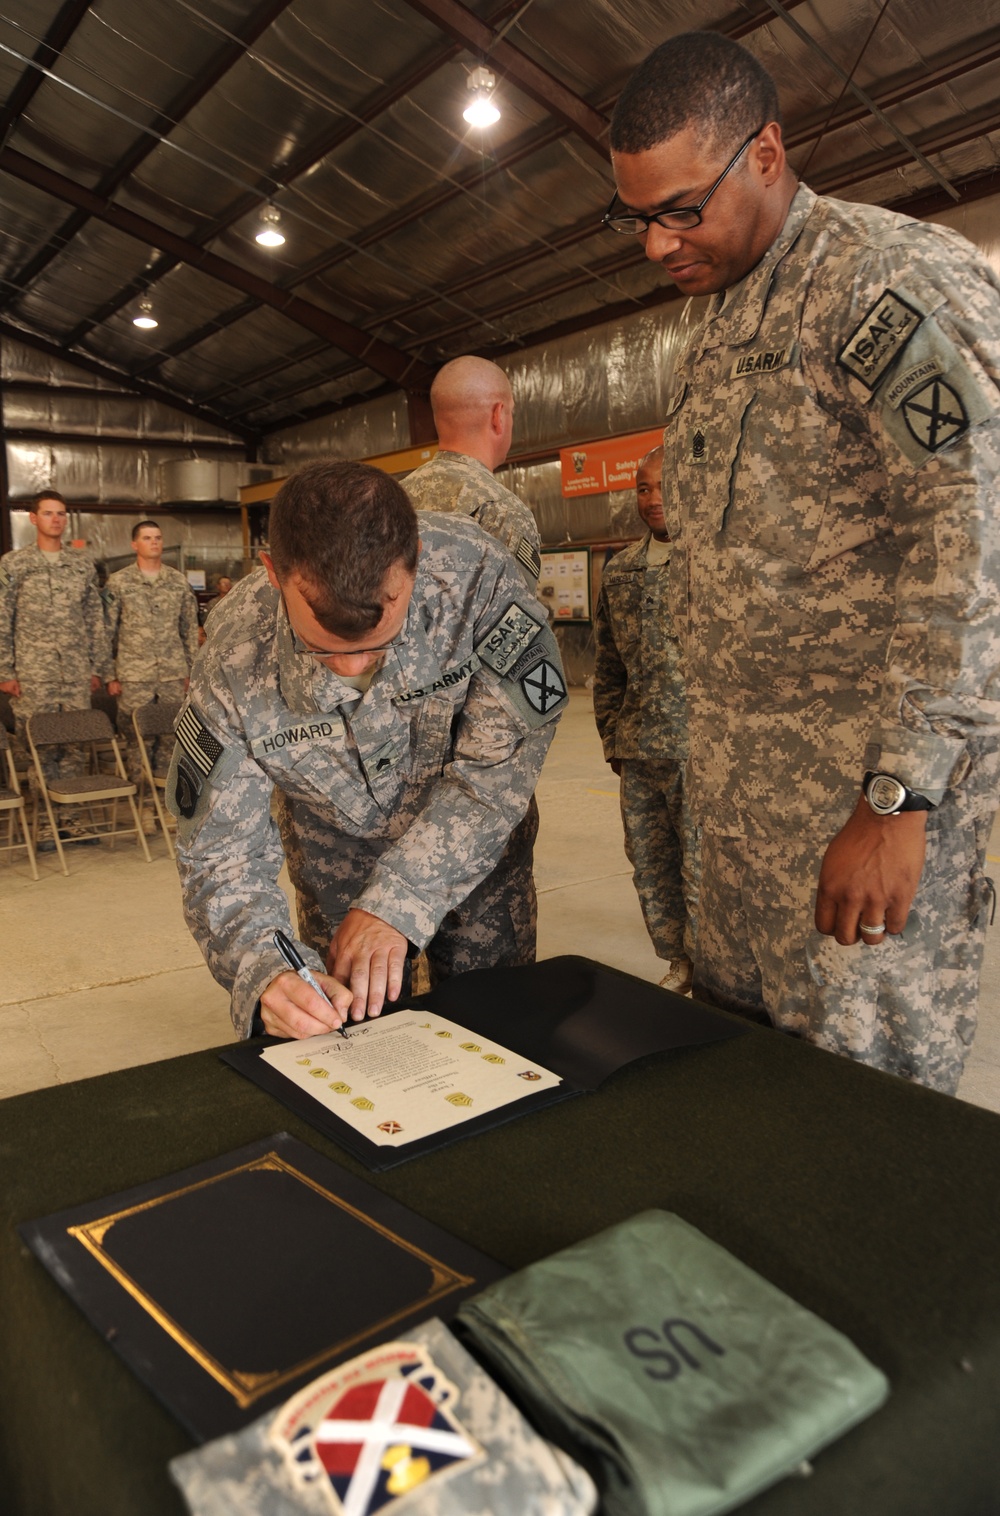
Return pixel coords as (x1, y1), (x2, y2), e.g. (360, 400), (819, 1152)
(260, 1012), (562, 1147)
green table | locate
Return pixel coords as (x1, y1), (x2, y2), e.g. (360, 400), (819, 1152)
(2, 959), (1000, 1515)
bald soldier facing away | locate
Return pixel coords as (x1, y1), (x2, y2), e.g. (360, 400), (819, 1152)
(608, 32), (1000, 1092)
(404, 355), (542, 587)
(169, 460), (567, 1040)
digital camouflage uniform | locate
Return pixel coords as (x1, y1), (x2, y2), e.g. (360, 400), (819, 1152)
(0, 544), (111, 786)
(404, 451), (542, 587)
(593, 532), (699, 960)
(168, 515), (567, 1038)
(103, 562), (200, 781)
(663, 182), (1000, 1092)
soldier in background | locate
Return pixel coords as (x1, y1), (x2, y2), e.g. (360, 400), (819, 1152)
(594, 446), (698, 994)
(0, 489), (111, 836)
(169, 460), (566, 1040)
(105, 519), (200, 788)
(403, 355), (541, 589)
(608, 33), (1000, 1091)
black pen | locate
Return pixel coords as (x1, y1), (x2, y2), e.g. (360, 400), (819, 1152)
(273, 929), (349, 1038)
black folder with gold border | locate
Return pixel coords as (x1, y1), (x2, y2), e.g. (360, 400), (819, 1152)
(19, 1132), (506, 1443)
(222, 955), (747, 1170)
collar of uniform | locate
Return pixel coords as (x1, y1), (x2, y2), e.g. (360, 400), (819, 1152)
(434, 450), (495, 483)
(377, 598), (447, 702)
(701, 182), (817, 349)
(273, 590), (434, 712)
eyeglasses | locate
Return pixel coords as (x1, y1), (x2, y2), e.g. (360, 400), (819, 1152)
(289, 626), (403, 663)
(602, 125), (764, 235)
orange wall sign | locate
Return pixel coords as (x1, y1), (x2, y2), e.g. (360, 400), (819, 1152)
(559, 428), (663, 497)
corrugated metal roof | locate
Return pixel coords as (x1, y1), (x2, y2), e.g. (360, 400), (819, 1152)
(1, 0), (998, 444)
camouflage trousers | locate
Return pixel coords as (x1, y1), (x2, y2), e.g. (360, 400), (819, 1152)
(693, 741), (1000, 1094)
(284, 796), (540, 996)
(116, 677), (187, 785)
(12, 681), (93, 792)
(620, 758), (700, 960)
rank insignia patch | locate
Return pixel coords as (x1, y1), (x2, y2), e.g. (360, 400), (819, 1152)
(521, 659), (566, 715)
(270, 1342), (483, 1516)
(691, 429), (706, 463)
(837, 288), (923, 389)
(445, 1093), (473, 1107)
(901, 377), (969, 452)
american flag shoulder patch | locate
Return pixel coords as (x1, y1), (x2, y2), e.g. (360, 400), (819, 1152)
(515, 535), (541, 580)
(175, 705), (225, 779)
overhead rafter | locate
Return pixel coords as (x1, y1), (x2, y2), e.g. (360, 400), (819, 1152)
(0, 149), (435, 391)
(398, 0), (609, 157)
(0, 0), (298, 315)
(0, 320), (257, 445)
(0, 0), (93, 141)
(56, 0), (518, 355)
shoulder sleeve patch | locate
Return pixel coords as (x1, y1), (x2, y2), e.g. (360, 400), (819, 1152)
(475, 602), (544, 674)
(175, 704), (225, 779)
(837, 288), (923, 390)
(515, 536), (542, 581)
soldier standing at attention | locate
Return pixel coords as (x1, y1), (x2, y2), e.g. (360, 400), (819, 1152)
(593, 445), (699, 994)
(169, 460), (566, 1040)
(607, 32), (1000, 1092)
(403, 355), (542, 589)
(105, 519), (199, 786)
(0, 489), (111, 833)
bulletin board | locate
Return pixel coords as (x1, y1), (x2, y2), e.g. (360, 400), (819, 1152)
(538, 547), (592, 623)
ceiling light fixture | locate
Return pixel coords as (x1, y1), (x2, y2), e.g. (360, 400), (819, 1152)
(463, 66), (500, 127)
(132, 297), (158, 330)
(256, 204), (286, 248)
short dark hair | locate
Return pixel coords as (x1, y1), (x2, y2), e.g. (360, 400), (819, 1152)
(33, 488), (66, 509)
(610, 32), (781, 157)
(268, 460), (419, 638)
(132, 519), (160, 539)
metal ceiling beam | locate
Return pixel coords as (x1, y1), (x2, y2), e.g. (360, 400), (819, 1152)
(4, 427), (247, 451)
(56, 0), (516, 356)
(398, 0), (608, 157)
(139, 19), (1000, 393)
(810, 102), (1000, 199)
(0, 0), (297, 315)
(0, 0), (93, 141)
(0, 319), (257, 444)
(0, 149), (434, 390)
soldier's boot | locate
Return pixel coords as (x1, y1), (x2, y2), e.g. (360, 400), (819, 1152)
(659, 956), (694, 996)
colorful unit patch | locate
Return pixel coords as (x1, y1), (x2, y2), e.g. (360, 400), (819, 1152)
(837, 288), (923, 389)
(270, 1342), (482, 1516)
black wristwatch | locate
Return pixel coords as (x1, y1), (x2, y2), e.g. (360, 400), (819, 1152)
(862, 771), (934, 816)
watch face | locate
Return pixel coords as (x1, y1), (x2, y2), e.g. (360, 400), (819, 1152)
(867, 774), (906, 814)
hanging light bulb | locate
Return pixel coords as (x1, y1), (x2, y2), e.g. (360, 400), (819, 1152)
(256, 204), (285, 247)
(463, 66), (500, 127)
(132, 297), (158, 330)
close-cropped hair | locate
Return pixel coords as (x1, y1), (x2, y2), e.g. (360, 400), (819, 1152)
(132, 519), (160, 539)
(609, 31), (781, 157)
(34, 488), (67, 508)
(268, 459), (419, 638)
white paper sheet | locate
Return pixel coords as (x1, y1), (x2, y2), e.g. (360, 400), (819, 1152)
(260, 1011), (561, 1146)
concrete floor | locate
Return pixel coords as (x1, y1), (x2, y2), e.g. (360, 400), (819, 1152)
(2, 690), (1000, 1113)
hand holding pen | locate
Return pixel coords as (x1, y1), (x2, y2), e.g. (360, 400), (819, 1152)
(259, 929), (353, 1040)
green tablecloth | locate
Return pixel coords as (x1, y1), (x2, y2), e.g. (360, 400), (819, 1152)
(2, 959), (1000, 1515)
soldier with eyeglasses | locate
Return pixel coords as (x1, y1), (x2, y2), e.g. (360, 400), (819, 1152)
(606, 31), (1000, 1092)
(168, 459), (566, 1041)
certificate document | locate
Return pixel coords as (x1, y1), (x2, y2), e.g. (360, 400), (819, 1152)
(260, 1011), (561, 1147)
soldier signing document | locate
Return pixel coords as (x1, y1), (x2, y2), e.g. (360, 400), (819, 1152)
(168, 459), (567, 1040)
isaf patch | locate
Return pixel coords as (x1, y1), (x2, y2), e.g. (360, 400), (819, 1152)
(475, 603), (543, 675)
(837, 288), (923, 389)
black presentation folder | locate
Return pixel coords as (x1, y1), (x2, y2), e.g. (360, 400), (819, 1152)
(221, 955), (747, 1170)
(19, 1133), (507, 1443)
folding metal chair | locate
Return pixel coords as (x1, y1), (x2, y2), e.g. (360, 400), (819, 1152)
(26, 709), (152, 875)
(132, 699), (182, 859)
(0, 723), (38, 880)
